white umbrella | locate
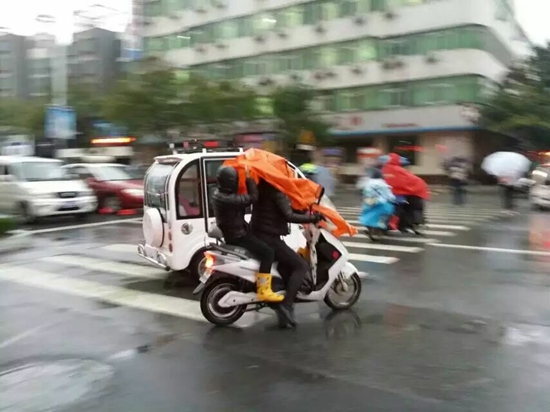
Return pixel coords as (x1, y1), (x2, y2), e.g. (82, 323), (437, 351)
(481, 152), (531, 183)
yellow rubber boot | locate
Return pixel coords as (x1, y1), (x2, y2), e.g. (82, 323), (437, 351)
(256, 273), (284, 302)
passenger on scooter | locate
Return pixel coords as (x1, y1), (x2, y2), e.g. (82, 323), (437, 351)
(382, 153), (429, 233)
(212, 166), (283, 303)
(359, 169), (395, 232)
(251, 179), (323, 328)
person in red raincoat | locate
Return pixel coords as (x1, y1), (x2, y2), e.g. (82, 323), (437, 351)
(382, 153), (430, 233)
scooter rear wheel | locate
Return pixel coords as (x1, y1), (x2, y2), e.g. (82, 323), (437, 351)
(200, 278), (246, 326)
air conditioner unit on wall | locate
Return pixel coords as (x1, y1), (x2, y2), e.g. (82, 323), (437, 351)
(276, 30), (288, 39)
(290, 72), (302, 82)
(195, 5), (207, 13)
(382, 56), (404, 70)
(254, 34), (266, 43)
(425, 52), (439, 64)
(213, 0), (227, 9)
(258, 76), (274, 86)
(170, 12), (179, 20)
(384, 9), (397, 20)
(313, 71), (326, 81)
(314, 23), (326, 34)
(215, 41), (227, 49)
(353, 15), (366, 26)
(351, 65), (363, 75)
(194, 44), (206, 53)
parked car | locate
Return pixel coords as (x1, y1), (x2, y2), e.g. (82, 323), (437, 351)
(62, 163), (144, 212)
(0, 156), (97, 223)
(529, 164), (550, 210)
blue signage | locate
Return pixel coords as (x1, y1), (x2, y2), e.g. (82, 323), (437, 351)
(45, 106), (76, 140)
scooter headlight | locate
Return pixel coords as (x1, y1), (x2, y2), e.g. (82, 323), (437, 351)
(205, 254), (215, 269)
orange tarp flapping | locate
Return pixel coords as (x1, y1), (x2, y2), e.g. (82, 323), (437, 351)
(224, 149), (357, 237)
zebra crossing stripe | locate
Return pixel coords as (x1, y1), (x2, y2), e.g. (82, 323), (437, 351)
(348, 254), (399, 264)
(0, 266), (270, 327)
(343, 242), (423, 253)
(41, 255), (166, 280)
(347, 220), (470, 231)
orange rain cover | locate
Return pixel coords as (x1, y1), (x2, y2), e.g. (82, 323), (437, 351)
(224, 149), (357, 237)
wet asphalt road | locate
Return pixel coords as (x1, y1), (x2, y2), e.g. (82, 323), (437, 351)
(1, 192), (550, 412)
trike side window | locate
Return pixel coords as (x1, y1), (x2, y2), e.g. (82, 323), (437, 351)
(176, 160), (203, 219)
(204, 159), (229, 216)
(145, 162), (175, 220)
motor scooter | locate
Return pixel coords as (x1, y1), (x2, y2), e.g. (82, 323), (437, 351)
(193, 211), (362, 326)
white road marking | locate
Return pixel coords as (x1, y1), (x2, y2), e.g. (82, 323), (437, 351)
(349, 254), (399, 264)
(342, 234), (439, 244)
(0, 266), (269, 327)
(339, 211), (498, 219)
(0, 322), (58, 350)
(428, 243), (550, 256)
(343, 242), (423, 253)
(348, 220), (470, 231)
(101, 244), (139, 254)
(41, 255), (166, 280)
(25, 218), (143, 234)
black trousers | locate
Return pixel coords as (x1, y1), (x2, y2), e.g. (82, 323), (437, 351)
(450, 179), (466, 205)
(502, 185), (515, 210)
(397, 196), (425, 230)
(226, 234), (274, 274)
(254, 233), (309, 305)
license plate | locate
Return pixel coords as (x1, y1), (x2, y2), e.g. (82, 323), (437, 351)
(65, 202), (76, 208)
(199, 270), (212, 284)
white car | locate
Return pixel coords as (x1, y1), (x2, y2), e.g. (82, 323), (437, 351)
(0, 156), (97, 223)
(530, 165), (550, 210)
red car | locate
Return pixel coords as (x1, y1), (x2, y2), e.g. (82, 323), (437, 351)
(63, 163), (144, 212)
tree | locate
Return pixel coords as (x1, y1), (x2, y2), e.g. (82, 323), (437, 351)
(480, 44), (550, 150)
(271, 84), (332, 152)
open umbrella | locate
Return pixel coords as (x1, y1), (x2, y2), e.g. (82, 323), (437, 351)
(481, 152), (531, 183)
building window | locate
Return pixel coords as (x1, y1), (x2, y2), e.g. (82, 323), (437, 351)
(380, 87), (408, 108)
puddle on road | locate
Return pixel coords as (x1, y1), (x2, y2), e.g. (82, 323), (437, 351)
(0, 359), (114, 412)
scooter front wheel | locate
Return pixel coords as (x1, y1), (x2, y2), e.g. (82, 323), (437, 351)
(200, 278), (246, 326)
(324, 273), (362, 311)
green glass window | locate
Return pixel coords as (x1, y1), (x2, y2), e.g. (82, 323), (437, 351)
(372, 0), (387, 12)
(237, 16), (252, 37)
(338, 43), (356, 65)
(319, 46), (338, 68)
(357, 39), (377, 61)
(177, 33), (191, 48)
(320, 1), (339, 20)
(339, 0), (358, 17)
(336, 90), (353, 111)
(254, 13), (276, 35)
(165, 0), (179, 14)
(218, 20), (239, 40)
(303, 2), (321, 24)
(302, 48), (320, 70)
(189, 29), (204, 46)
(287, 5), (304, 27)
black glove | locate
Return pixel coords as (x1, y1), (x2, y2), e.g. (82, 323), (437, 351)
(312, 212), (324, 223)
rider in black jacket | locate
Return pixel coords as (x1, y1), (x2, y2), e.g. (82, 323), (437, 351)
(251, 179), (322, 327)
(212, 166), (282, 302)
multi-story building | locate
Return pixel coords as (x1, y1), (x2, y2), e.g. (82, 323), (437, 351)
(26, 33), (56, 98)
(0, 34), (28, 99)
(68, 27), (122, 93)
(143, 0), (531, 177)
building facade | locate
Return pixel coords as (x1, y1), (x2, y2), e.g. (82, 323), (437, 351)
(0, 34), (28, 99)
(69, 28), (123, 93)
(26, 33), (56, 98)
(124, 1), (532, 175)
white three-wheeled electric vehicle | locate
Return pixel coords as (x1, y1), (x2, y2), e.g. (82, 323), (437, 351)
(138, 145), (308, 277)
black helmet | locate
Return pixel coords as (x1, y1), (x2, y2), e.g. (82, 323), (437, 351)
(216, 166), (239, 193)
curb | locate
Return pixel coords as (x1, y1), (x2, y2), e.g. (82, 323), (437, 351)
(0, 231), (33, 255)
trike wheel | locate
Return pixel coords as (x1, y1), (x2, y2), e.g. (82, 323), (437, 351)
(324, 273), (362, 311)
(189, 250), (207, 280)
(200, 278), (246, 326)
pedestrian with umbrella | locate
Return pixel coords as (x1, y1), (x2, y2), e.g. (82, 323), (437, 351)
(482, 151), (531, 212)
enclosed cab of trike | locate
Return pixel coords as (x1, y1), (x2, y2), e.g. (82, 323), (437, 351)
(138, 145), (306, 277)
